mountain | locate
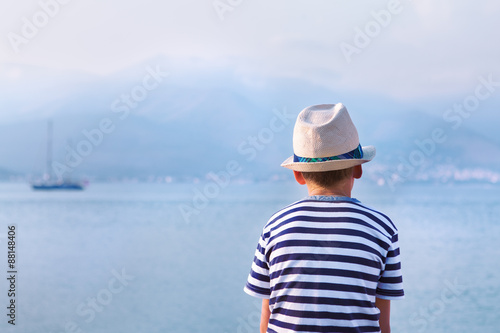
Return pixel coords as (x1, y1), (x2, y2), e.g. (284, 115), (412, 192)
(0, 167), (20, 181)
(0, 57), (499, 184)
(363, 110), (500, 187)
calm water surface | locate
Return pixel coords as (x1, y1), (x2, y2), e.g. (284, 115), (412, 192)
(0, 181), (498, 332)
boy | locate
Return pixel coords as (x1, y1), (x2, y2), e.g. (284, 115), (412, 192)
(244, 104), (404, 333)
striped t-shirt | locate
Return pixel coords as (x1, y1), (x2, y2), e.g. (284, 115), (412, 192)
(244, 196), (404, 333)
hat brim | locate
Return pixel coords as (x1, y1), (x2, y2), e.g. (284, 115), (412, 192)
(281, 145), (376, 172)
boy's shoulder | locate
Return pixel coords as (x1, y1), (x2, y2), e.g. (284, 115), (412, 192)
(263, 196), (397, 237)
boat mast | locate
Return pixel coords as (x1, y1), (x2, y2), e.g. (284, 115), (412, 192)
(46, 120), (53, 180)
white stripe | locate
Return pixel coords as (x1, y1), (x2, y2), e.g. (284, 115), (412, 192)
(270, 258), (381, 277)
(379, 269), (401, 277)
(377, 282), (404, 292)
(275, 288), (376, 301)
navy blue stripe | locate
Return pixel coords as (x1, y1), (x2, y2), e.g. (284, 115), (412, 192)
(387, 247), (400, 257)
(269, 226), (391, 252)
(376, 288), (405, 297)
(379, 275), (403, 284)
(249, 270), (270, 283)
(272, 239), (384, 261)
(253, 257), (268, 270)
(256, 243), (265, 256)
(273, 295), (373, 308)
(348, 200), (397, 231)
(245, 282), (270, 296)
(270, 267), (379, 282)
(385, 262), (401, 271)
(273, 281), (376, 296)
(270, 319), (380, 333)
(270, 253), (381, 270)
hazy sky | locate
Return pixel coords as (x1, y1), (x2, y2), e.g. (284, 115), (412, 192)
(1, 0), (500, 178)
(1, 0), (499, 101)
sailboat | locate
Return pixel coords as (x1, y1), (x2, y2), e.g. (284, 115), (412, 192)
(31, 120), (84, 191)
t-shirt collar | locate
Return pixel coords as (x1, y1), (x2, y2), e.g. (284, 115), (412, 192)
(305, 195), (360, 203)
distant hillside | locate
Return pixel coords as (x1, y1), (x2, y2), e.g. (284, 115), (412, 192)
(0, 57), (499, 184)
(0, 167), (20, 180)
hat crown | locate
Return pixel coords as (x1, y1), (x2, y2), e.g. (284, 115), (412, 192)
(293, 103), (359, 158)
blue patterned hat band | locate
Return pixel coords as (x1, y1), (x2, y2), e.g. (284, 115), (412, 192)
(293, 144), (363, 163)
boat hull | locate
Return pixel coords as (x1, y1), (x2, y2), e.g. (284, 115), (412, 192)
(32, 183), (84, 190)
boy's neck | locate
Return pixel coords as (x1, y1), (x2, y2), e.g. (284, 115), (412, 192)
(306, 178), (354, 198)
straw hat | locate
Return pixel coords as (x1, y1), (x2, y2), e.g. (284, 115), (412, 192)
(281, 103), (376, 172)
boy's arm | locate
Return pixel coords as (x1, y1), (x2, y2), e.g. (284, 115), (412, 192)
(260, 299), (271, 333)
(375, 298), (391, 333)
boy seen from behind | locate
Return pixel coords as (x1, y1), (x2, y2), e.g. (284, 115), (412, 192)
(244, 104), (404, 333)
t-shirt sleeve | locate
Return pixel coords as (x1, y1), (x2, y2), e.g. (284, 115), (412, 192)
(376, 232), (405, 300)
(244, 231), (271, 299)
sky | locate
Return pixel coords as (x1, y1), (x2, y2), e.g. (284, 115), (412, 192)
(1, 0), (499, 102)
(1, 0), (500, 181)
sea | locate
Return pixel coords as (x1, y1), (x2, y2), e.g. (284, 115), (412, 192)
(0, 180), (498, 333)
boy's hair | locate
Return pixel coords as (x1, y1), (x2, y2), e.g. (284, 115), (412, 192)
(301, 167), (353, 187)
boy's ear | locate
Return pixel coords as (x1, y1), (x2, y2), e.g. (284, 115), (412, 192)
(353, 165), (363, 179)
(293, 171), (307, 185)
